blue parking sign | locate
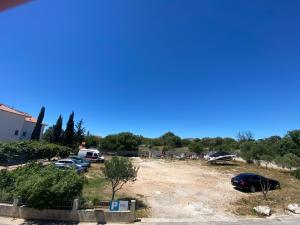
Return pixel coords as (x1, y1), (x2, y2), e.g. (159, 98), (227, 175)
(110, 201), (120, 211)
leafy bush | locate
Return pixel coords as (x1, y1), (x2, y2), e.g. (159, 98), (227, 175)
(0, 163), (85, 209)
(275, 153), (300, 170)
(100, 132), (142, 151)
(292, 169), (300, 179)
(0, 170), (14, 191)
(188, 141), (204, 154)
(0, 141), (71, 164)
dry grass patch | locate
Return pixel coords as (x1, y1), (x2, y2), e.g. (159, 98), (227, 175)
(82, 161), (149, 217)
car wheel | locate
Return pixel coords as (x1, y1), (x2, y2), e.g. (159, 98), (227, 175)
(250, 185), (256, 193)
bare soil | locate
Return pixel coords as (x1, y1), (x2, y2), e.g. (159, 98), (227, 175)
(121, 158), (248, 221)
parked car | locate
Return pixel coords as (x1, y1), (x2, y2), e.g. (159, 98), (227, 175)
(54, 159), (85, 174)
(69, 155), (91, 170)
(78, 149), (105, 163)
(231, 173), (280, 192)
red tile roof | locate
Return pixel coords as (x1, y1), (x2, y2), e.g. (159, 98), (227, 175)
(0, 103), (38, 123)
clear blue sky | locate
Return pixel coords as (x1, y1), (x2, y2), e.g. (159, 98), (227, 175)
(1, 0), (300, 139)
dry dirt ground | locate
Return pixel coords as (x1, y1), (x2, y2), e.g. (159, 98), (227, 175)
(121, 158), (249, 221)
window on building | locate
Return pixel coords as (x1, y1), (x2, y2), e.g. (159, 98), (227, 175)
(14, 130), (19, 136)
(22, 132), (26, 137)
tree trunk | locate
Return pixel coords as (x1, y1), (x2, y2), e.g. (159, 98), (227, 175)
(111, 187), (115, 200)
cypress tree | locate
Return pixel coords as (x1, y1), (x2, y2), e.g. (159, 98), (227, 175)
(64, 112), (75, 148)
(53, 115), (63, 143)
(31, 106), (45, 141)
(75, 119), (85, 146)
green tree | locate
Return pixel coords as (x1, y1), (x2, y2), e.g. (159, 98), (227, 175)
(103, 157), (138, 200)
(101, 132), (142, 151)
(276, 153), (300, 170)
(237, 131), (254, 143)
(43, 126), (54, 143)
(53, 115), (63, 144)
(31, 106), (45, 141)
(63, 112), (75, 148)
(240, 142), (267, 163)
(159, 132), (182, 148)
(286, 130), (300, 146)
(75, 119), (85, 146)
(84, 135), (101, 148)
(188, 141), (205, 154)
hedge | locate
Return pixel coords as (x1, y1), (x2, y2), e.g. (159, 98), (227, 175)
(0, 141), (71, 164)
(0, 163), (85, 209)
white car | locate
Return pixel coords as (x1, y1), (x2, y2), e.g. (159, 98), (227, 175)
(78, 149), (105, 163)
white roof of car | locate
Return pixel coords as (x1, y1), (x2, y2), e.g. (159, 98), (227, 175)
(79, 148), (99, 153)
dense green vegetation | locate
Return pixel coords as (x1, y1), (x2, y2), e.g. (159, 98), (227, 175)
(0, 163), (84, 209)
(84, 134), (102, 148)
(43, 112), (85, 149)
(100, 132), (142, 151)
(0, 141), (71, 164)
(140, 130), (300, 170)
(293, 169), (300, 179)
(240, 131), (300, 169)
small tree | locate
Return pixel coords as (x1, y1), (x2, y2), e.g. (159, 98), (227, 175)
(31, 106), (45, 141)
(75, 119), (85, 146)
(260, 178), (272, 200)
(237, 131), (254, 143)
(103, 157), (139, 200)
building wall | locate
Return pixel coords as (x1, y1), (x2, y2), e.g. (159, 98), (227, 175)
(0, 110), (25, 141)
(0, 111), (46, 141)
(19, 121), (35, 141)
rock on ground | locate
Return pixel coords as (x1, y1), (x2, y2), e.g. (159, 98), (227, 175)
(287, 203), (300, 214)
(253, 206), (271, 216)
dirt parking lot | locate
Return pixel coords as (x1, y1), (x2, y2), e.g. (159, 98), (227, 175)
(122, 158), (248, 221)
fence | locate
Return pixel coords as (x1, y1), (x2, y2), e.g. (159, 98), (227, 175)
(18, 199), (73, 210)
(0, 191), (13, 205)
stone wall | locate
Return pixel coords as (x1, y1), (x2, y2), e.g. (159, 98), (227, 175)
(0, 199), (136, 223)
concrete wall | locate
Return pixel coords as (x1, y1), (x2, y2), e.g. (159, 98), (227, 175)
(19, 121), (34, 141)
(0, 110), (24, 141)
(0, 110), (46, 141)
(0, 200), (136, 223)
(19, 121), (46, 141)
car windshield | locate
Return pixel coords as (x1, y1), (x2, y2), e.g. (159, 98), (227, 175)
(73, 159), (82, 164)
(211, 152), (230, 157)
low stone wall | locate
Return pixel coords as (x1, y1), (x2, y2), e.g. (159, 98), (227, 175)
(0, 200), (136, 223)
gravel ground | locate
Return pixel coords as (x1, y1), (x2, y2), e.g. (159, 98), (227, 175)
(122, 158), (249, 221)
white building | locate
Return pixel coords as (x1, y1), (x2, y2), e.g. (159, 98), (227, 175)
(0, 104), (47, 141)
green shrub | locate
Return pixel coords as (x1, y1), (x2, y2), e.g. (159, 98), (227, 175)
(0, 170), (14, 191)
(0, 141), (71, 164)
(2, 163), (85, 209)
(292, 169), (300, 179)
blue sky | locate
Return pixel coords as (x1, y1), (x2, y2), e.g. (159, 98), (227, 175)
(1, 0), (300, 139)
